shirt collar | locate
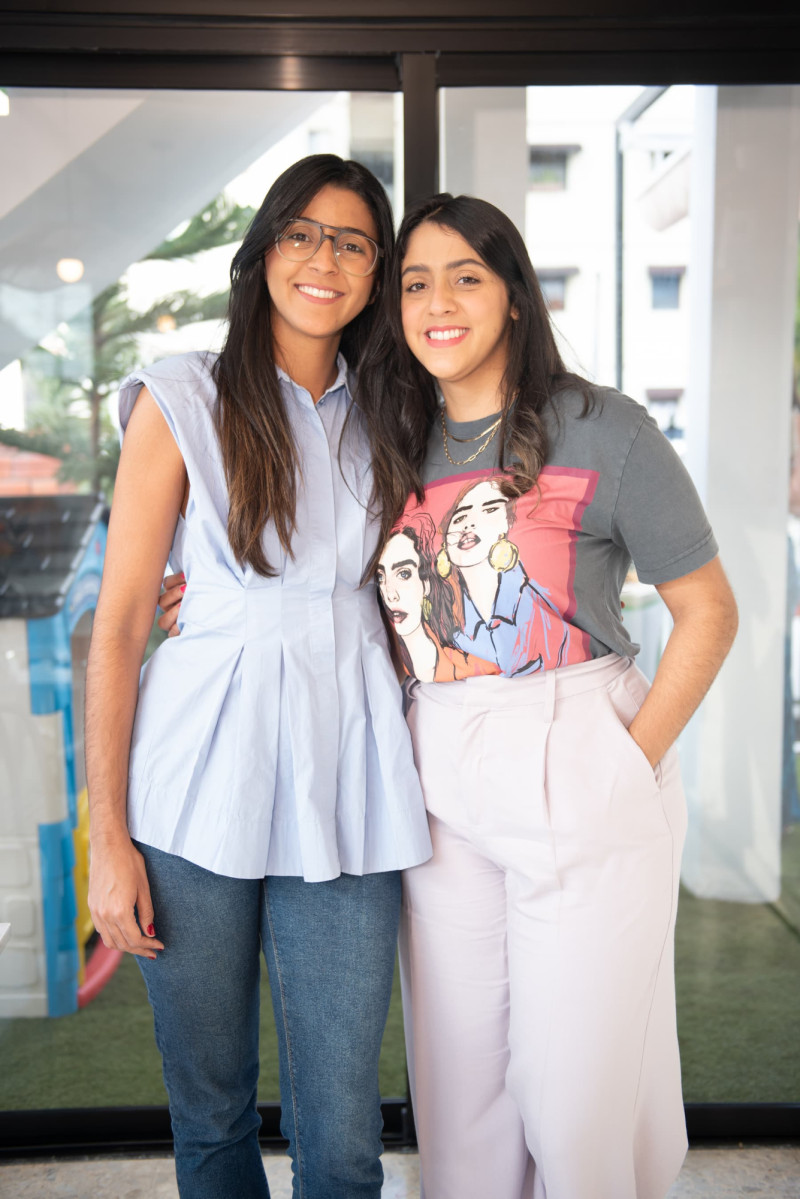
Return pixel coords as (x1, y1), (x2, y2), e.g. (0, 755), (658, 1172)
(276, 353), (351, 407)
(460, 561), (525, 635)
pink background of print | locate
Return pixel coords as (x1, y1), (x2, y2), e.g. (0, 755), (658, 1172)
(401, 465), (598, 631)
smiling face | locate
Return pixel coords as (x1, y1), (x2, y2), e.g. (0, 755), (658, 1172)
(445, 479), (511, 569)
(264, 183), (379, 360)
(400, 221), (516, 404)
(377, 532), (428, 638)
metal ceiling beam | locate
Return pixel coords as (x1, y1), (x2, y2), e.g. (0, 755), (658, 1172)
(402, 53), (438, 207)
(0, 5), (798, 67)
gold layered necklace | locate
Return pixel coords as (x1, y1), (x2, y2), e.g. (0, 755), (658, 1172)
(440, 408), (502, 466)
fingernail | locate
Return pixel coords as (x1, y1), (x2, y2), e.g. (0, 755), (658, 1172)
(146, 924), (155, 937)
(180, 585), (186, 593)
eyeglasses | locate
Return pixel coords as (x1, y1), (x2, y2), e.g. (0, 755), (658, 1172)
(274, 218), (383, 278)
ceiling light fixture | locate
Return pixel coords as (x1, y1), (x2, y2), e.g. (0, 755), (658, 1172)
(56, 258), (85, 283)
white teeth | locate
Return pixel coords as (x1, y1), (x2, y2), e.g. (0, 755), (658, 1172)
(427, 328), (467, 341)
(298, 285), (339, 299)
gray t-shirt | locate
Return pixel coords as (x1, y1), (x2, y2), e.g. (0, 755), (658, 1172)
(378, 385), (717, 681)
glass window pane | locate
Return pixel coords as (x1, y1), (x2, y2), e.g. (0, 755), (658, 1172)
(440, 82), (800, 1108)
(528, 148), (569, 189)
(540, 274), (567, 309)
(0, 86), (403, 1111)
(651, 270), (683, 308)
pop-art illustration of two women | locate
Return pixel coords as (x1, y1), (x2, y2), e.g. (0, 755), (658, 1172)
(377, 473), (588, 682)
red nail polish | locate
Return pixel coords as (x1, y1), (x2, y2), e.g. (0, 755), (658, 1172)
(180, 585), (186, 593)
(147, 924), (155, 937)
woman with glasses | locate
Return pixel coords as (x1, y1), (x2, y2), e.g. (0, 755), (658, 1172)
(354, 194), (738, 1199)
(85, 155), (432, 1199)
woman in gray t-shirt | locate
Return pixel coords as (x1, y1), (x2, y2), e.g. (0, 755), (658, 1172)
(359, 194), (738, 1199)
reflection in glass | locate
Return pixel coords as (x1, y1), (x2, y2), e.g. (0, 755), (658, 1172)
(0, 86), (403, 1110)
(0, 496), (106, 1019)
(440, 83), (800, 1106)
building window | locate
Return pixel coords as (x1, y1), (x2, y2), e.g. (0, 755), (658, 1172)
(528, 144), (580, 191)
(351, 148), (394, 192)
(646, 388), (684, 440)
(536, 267), (578, 311)
(649, 266), (685, 309)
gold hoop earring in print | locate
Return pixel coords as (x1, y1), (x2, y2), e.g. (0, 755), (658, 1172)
(421, 596), (432, 622)
(488, 534), (519, 573)
(436, 549), (452, 579)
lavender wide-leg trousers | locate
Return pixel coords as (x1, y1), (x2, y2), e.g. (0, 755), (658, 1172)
(401, 654), (688, 1199)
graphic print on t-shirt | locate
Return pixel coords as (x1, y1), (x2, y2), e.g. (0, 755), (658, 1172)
(377, 466), (599, 681)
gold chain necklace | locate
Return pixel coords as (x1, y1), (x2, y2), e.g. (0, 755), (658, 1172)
(447, 415), (502, 443)
(440, 408), (502, 466)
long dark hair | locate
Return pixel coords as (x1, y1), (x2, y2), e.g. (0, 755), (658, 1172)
(213, 154), (394, 576)
(355, 193), (588, 574)
(394, 512), (458, 648)
(382, 512), (462, 675)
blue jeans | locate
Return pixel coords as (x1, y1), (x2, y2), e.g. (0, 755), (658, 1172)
(135, 843), (401, 1199)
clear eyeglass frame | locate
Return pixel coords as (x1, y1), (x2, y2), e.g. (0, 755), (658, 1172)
(274, 218), (383, 277)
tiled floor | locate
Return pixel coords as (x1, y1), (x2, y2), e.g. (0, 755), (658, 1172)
(1, 1145), (799, 1198)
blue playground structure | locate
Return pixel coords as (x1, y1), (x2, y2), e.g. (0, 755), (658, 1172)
(0, 495), (110, 1017)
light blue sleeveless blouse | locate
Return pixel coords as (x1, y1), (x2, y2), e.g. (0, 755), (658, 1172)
(118, 351), (431, 882)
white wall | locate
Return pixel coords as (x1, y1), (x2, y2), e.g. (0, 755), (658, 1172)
(441, 88), (528, 237)
(681, 85), (800, 902)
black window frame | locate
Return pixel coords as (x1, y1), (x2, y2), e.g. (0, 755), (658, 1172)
(1, 0), (799, 1156)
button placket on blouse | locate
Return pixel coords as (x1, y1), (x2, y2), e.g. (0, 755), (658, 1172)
(274, 380), (341, 856)
(290, 382), (339, 668)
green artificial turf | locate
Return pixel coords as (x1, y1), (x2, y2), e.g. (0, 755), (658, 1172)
(676, 828), (800, 1103)
(1, 836), (798, 1111)
(0, 955), (407, 1110)
(0, 952), (168, 1110)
